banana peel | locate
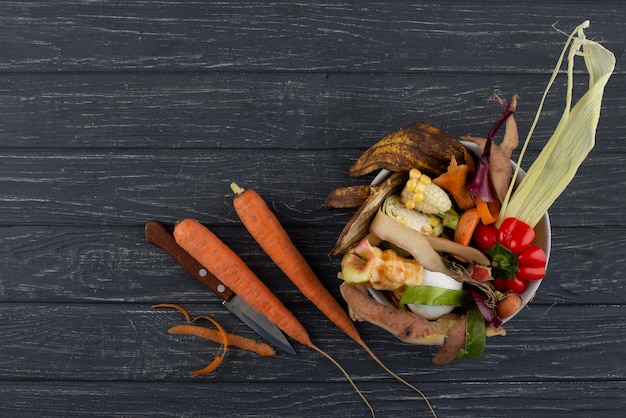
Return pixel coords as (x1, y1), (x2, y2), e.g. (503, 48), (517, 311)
(329, 172), (406, 258)
(325, 184), (372, 210)
(349, 121), (470, 179)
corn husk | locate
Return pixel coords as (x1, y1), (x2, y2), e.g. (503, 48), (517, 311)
(499, 21), (616, 227)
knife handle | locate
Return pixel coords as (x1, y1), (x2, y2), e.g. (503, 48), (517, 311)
(144, 220), (236, 302)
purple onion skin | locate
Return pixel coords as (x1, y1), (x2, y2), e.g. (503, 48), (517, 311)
(472, 289), (502, 328)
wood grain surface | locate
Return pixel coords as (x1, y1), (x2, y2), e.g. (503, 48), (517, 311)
(1, 1), (624, 417)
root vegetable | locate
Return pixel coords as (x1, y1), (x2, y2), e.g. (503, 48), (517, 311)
(496, 292), (523, 319)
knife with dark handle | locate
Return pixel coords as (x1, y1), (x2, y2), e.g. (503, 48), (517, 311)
(145, 220), (296, 355)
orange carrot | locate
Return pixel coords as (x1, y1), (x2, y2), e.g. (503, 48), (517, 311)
(173, 218), (374, 416)
(475, 198), (499, 225)
(152, 303), (228, 375)
(189, 314), (228, 375)
(230, 183), (436, 418)
(169, 324), (276, 357)
(152, 304), (276, 356)
(454, 207), (480, 246)
(174, 219), (309, 346)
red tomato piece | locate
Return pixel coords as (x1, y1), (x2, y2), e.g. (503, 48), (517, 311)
(473, 223), (498, 251)
(506, 277), (528, 294)
(493, 278), (509, 292)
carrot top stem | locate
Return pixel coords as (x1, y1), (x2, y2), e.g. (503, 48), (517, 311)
(230, 182), (245, 195)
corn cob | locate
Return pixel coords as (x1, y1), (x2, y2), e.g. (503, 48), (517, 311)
(400, 169), (452, 214)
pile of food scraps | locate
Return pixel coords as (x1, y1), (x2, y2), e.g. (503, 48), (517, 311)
(326, 21), (615, 363)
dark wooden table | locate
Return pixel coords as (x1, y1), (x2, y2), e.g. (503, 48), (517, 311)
(1, 2), (624, 417)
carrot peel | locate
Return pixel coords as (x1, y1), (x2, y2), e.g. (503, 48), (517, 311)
(152, 304), (228, 375)
(433, 156), (475, 211)
(475, 198), (499, 225)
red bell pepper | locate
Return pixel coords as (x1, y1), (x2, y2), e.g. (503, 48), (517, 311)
(472, 217), (547, 294)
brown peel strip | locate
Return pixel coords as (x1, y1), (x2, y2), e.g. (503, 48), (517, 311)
(339, 283), (459, 346)
(329, 172), (406, 258)
(325, 185), (372, 210)
(432, 315), (467, 365)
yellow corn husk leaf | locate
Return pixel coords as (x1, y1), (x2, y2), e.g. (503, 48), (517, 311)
(499, 21), (616, 228)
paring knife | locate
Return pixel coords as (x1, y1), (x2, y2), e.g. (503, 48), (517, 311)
(145, 220), (296, 355)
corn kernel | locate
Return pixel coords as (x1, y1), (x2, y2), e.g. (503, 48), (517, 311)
(409, 168), (421, 179)
(419, 175), (431, 185)
(412, 192), (424, 202)
(406, 178), (418, 192)
(405, 201), (416, 210)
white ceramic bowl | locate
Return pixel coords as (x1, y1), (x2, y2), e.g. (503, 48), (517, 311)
(367, 141), (551, 324)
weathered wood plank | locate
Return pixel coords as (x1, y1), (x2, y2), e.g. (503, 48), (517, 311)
(0, 73), (623, 151)
(0, 150), (623, 227)
(0, 380), (623, 417)
(0, 1), (622, 74)
(0, 225), (624, 305)
(0, 304), (624, 397)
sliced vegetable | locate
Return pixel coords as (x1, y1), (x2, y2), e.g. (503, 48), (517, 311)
(454, 207), (480, 246)
(399, 285), (472, 310)
(500, 21), (615, 228)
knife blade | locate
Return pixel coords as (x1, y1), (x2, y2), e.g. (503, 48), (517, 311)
(145, 220), (296, 355)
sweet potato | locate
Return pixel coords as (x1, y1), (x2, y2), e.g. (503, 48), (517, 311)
(340, 283), (459, 346)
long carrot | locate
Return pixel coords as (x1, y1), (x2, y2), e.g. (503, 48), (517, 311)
(173, 218), (374, 417)
(230, 183), (436, 418)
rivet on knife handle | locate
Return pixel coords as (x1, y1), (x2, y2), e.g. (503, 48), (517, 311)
(144, 220), (236, 302)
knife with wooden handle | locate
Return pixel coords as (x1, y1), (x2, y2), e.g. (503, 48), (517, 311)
(145, 220), (296, 355)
